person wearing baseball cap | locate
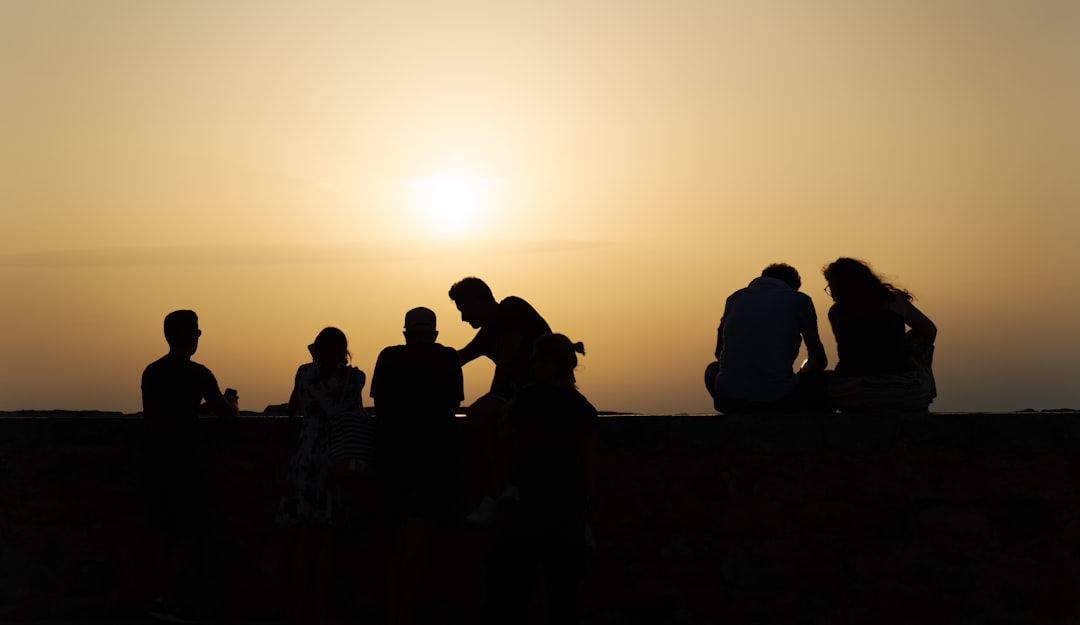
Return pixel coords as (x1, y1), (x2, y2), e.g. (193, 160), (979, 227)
(370, 306), (464, 623)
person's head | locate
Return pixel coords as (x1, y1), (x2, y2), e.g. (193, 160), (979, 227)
(532, 333), (586, 385)
(310, 327), (350, 365)
(823, 257), (911, 305)
(163, 310), (201, 355)
(403, 306), (438, 344)
(448, 276), (498, 329)
(761, 263), (801, 290)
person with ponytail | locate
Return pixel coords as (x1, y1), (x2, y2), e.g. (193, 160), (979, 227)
(476, 333), (597, 624)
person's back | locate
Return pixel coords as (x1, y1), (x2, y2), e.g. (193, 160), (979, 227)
(372, 341), (463, 472)
(830, 300), (914, 376)
(465, 294), (551, 397)
(508, 382), (596, 522)
(142, 354), (221, 453)
(714, 276), (820, 402)
(371, 307), (464, 519)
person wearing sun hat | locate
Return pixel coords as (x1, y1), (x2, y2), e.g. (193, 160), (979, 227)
(370, 306), (464, 624)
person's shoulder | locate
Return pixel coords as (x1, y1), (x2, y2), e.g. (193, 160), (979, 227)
(432, 343), (460, 360)
(143, 354), (168, 373)
(500, 295), (539, 313)
(376, 344), (408, 360)
(569, 387), (598, 411)
(791, 289), (816, 306)
(186, 359), (214, 374)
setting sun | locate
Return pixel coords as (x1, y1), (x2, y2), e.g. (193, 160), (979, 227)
(403, 173), (493, 238)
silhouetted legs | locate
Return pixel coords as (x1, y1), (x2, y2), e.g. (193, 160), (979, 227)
(150, 532), (195, 608)
(487, 518), (584, 625)
(291, 524), (335, 625)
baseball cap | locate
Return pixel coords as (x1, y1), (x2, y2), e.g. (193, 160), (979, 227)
(404, 307), (437, 332)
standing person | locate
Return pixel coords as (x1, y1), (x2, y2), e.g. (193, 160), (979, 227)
(447, 277), (550, 475)
(704, 263), (830, 414)
(370, 307), (464, 625)
(276, 327), (366, 625)
(483, 333), (597, 625)
(823, 257), (937, 412)
(141, 309), (238, 624)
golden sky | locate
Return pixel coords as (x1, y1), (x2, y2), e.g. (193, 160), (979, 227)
(2, 0), (1079, 413)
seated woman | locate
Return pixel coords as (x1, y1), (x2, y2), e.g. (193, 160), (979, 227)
(823, 258), (937, 413)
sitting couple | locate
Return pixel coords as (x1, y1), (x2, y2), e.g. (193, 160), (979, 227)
(705, 259), (936, 414)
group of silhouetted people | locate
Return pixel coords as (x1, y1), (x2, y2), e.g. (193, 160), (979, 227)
(140, 277), (597, 625)
(140, 260), (936, 624)
(705, 257), (937, 415)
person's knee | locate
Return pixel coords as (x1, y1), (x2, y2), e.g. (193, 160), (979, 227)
(704, 361), (720, 399)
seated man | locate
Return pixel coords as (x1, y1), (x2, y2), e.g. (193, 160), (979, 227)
(704, 263), (830, 414)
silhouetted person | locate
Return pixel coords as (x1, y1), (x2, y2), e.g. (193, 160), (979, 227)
(141, 309), (238, 624)
(481, 333), (597, 625)
(823, 258), (937, 412)
(705, 263), (830, 414)
(448, 277), (550, 477)
(370, 307), (464, 625)
(276, 327), (366, 625)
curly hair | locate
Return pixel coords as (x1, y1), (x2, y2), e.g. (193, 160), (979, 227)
(823, 257), (912, 307)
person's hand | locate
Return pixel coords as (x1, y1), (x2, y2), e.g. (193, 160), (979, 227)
(797, 357), (824, 375)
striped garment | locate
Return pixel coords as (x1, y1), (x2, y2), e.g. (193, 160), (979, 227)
(329, 410), (377, 474)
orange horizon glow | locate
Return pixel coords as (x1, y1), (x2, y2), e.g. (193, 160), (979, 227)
(2, 1), (1079, 414)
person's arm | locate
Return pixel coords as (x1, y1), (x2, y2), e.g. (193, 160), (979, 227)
(583, 429), (598, 503)
(799, 297), (828, 372)
(457, 347), (480, 366)
(489, 328), (523, 396)
(287, 366), (304, 418)
(445, 351), (465, 414)
(892, 295), (937, 345)
(714, 320), (724, 361)
(351, 369), (366, 412)
(208, 392), (239, 418)
(802, 333), (828, 372)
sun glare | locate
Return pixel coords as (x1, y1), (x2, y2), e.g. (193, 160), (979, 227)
(404, 173), (492, 238)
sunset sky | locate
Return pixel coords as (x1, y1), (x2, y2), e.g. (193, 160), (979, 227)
(2, 0), (1078, 414)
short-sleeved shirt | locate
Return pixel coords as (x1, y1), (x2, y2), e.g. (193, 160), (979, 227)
(714, 276), (821, 402)
(140, 353), (224, 532)
(463, 296), (551, 397)
(507, 383), (597, 519)
(371, 343), (464, 520)
(371, 343), (463, 461)
(141, 353), (224, 453)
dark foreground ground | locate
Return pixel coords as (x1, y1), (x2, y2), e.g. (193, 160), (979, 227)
(6, 411), (1080, 624)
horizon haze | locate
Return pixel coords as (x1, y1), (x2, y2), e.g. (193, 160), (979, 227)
(3, 1), (1079, 415)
